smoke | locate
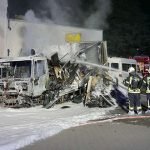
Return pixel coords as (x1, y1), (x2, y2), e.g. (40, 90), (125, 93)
(0, 0), (8, 55)
(21, 0), (112, 56)
(22, 10), (52, 55)
(29, 0), (112, 29)
(84, 0), (112, 29)
(0, 0), (7, 37)
(36, 0), (84, 26)
(22, 10), (78, 58)
(0, 0), (8, 18)
(24, 10), (41, 23)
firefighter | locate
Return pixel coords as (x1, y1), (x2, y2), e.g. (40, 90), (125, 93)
(142, 68), (150, 113)
(123, 67), (142, 115)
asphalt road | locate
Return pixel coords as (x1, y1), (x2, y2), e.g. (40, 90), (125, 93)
(20, 95), (150, 150)
(21, 115), (150, 150)
(20, 94), (150, 150)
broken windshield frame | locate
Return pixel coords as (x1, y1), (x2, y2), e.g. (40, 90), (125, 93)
(9, 61), (31, 78)
(0, 61), (31, 79)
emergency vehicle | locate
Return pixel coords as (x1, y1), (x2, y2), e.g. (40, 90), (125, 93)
(107, 57), (138, 85)
(132, 55), (150, 77)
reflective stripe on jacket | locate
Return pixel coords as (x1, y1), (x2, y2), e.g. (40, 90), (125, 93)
(143, 75), (150, 93)
(124, 74), (141, 93)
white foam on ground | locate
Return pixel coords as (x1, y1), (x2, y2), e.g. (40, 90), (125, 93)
(0, 102), (116, 150)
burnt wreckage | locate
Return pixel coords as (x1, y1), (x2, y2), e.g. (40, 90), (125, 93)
(0, 41), (116, 108)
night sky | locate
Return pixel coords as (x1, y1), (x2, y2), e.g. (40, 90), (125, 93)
(7, 0), (150, 21)
(8, 0), (35, 16)
(7, 0), (150, 57)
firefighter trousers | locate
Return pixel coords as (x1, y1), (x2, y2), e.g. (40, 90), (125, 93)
(128, 93), (141, 111)
(147, 93), (150, 109)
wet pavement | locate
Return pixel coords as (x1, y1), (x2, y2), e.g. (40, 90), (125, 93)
(115, 117), (150, 127)
(21, 107), (150, 150)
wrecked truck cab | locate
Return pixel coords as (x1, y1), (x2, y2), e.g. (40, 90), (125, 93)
(0, 55), (49, 107)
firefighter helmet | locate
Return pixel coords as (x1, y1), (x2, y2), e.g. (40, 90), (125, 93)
(128, 67), (135, 73)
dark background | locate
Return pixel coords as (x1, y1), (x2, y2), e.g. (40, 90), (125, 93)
(7, 0), (150, 57)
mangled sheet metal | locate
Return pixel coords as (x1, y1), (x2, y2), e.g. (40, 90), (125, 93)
(43, 41), (115, 109)
(0, 41), (115, 109)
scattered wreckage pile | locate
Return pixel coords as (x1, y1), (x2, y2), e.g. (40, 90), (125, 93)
(43, 53), (115, 109)
(0, 42), (116, 109)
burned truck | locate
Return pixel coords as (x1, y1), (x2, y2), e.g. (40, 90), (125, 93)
(0, 41), (116, 108)
(0, 56), (49, 107)
(0, 54), (87, 108)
